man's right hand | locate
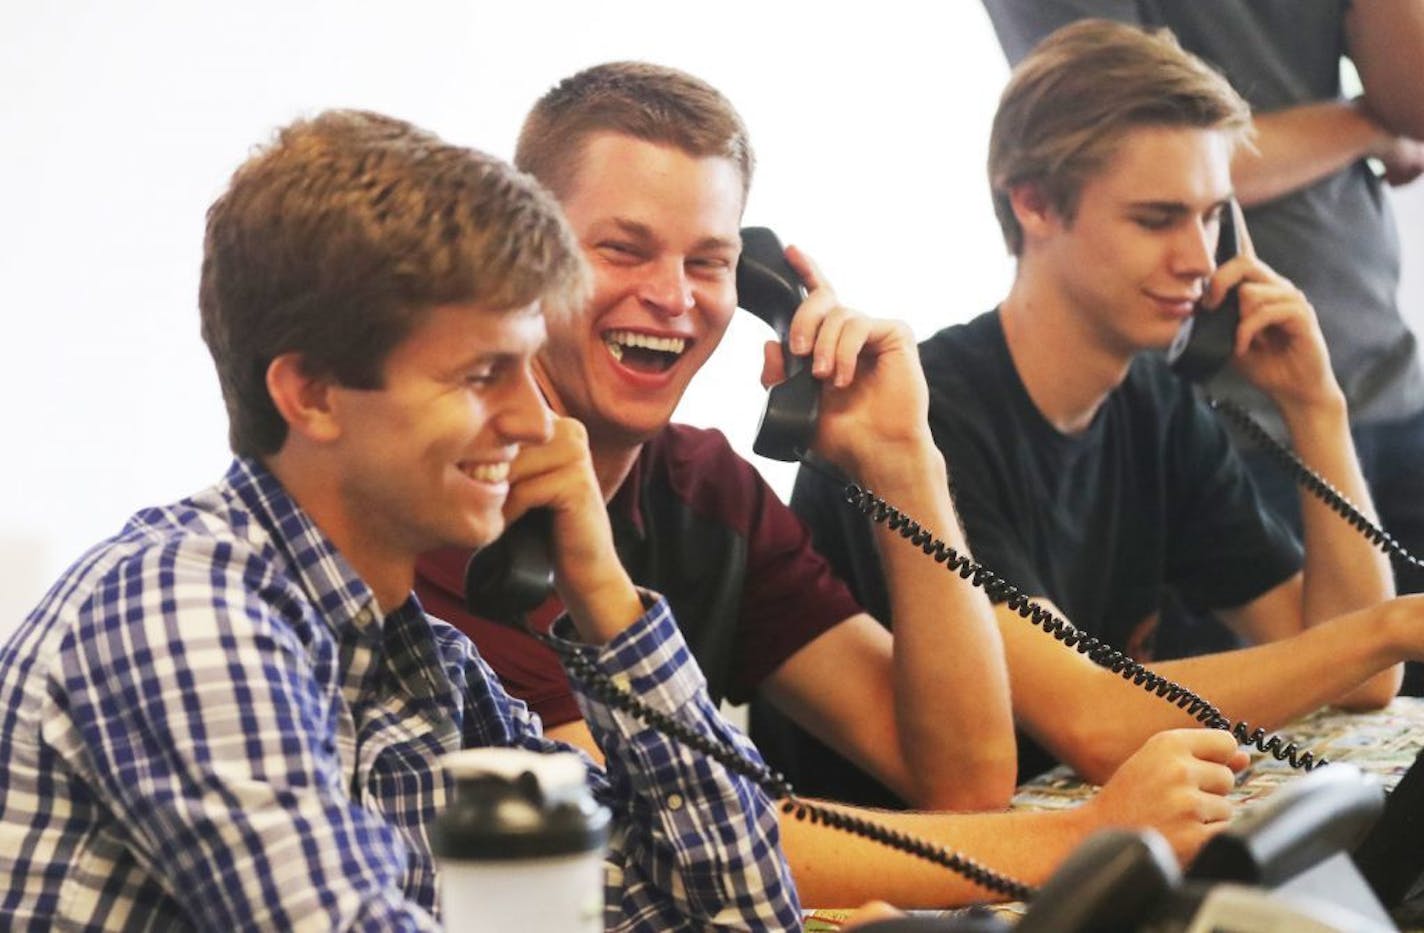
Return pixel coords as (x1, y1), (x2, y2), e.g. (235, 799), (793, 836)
(1079, 729), (1248, 864)
(503, 414), (642, 644)
(757, 246), (937, 480)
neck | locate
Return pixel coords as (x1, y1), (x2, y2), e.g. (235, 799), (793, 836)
(590, 442), (640, 502)
(999, 269), (1133, 436)
(264, 448), (411, 612)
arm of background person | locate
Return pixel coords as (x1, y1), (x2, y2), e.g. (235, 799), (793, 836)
(1346, 0), (1424, 139)
(979, 0), (1415, 204)
(1232, 102), (1401, 205)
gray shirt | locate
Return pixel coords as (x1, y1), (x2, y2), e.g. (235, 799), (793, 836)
(983, 0), (1424, 436)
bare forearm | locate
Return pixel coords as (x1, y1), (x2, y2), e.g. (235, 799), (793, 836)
(1347, 0), (1424, 138)
(1279, 396), (1395, 624)
(1233, 102), (1388, 206)
(1008, 600), (1404, 781)
(860, 444), (1017, 809)
(779, 800), (1083, 909)
(1155, 603), (1405, 730)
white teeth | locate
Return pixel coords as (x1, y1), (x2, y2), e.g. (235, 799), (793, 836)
(604, 330), (687, 356)
(461, 462), (509, 484)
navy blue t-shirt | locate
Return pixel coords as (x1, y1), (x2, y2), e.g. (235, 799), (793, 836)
(763, 310), (1302, 802)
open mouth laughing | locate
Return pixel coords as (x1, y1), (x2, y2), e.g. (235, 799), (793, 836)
(603, 329), (689, 374)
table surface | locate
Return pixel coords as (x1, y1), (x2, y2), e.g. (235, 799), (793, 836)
(806, 696), (1424, 929)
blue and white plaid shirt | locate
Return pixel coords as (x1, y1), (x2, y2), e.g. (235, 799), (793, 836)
(0, 459), (801, 931)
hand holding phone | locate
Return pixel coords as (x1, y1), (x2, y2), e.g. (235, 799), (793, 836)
(736, 229), (933, 473)
(465, 417), (639, 642)
(1169, 201), (1334, 410)
(1166, 202), (1243, 382)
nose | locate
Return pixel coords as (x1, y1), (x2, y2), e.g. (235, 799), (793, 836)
(498, 364), (554, 447)
(637, 256), (695, 318)
(1172, 216), (1216, 281)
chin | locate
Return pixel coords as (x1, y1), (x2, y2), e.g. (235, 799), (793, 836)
(452, 517), (507, 552)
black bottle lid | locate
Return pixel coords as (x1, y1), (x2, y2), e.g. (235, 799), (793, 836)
(432, 749), (610, 861)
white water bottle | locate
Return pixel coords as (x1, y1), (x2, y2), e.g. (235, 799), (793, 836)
(432, 748), (610, 932)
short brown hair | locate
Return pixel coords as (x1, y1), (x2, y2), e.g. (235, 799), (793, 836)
(988, 19), (1252, 255)
(200, 109), (588, 457)
(514, 61), (754, 203)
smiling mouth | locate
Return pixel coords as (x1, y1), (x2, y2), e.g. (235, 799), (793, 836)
(459, 461), (510, 484)
(603, 329), (688, 374)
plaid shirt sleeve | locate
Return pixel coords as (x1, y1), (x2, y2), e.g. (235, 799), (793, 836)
(547, 597), (803, 931)
(53, 534), (441, 931)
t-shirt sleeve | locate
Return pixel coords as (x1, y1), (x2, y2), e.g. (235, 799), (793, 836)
(1163, 393), (1304, 610)
(926, 381), (1055, 604)
(727, 458), (864, 702)
(982, 0), (1144, 64)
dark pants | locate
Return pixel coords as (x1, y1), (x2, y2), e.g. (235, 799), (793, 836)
(1166, 408), (1424, 693)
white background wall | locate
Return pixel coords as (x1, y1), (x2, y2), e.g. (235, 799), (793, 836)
(1, 2), (1420, 638)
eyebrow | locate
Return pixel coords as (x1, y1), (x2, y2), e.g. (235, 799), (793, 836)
(603, 217), (740, 253)
(444, 341), (542, 376)
(1125, 197), (1232, 216)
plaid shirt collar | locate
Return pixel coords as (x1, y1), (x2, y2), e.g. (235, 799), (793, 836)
(225, 456), (388, 645)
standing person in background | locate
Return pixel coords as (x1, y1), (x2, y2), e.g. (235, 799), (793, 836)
(982, 0), (1424, 685)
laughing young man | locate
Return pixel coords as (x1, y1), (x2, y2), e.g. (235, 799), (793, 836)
(416, 61), (1252, 908)
(0, 110), (801, 931)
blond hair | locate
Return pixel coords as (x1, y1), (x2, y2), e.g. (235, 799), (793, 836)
(988, 19), (1252, 255)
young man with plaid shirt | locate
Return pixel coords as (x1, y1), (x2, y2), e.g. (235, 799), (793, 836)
(0, 109), (799, 931)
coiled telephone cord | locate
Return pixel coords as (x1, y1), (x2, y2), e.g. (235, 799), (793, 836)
(530, 626), (1036, 903)
(1210, 396), (1422, 570)
(805, 461), (1327, 774)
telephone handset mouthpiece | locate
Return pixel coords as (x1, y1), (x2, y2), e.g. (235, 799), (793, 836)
(1166, 202), (1242, 382)
(736, 226), (820, 463)
(463, 508), (555, 623)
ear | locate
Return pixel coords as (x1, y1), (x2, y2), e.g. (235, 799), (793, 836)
(266, 353), (343, 444)
(1007, 181), (1061, 244)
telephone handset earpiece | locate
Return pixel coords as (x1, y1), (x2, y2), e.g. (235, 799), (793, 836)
(735, 226), (820, 463)
(1166, 201), (1242, 381)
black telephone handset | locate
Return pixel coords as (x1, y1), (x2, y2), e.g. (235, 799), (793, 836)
(736, 226), (820, 463)
(463, 509), (554, 623)
(1166, 202), (1242, 382)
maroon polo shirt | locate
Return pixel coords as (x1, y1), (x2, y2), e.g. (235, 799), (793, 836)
(417, 423), (862, 727)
